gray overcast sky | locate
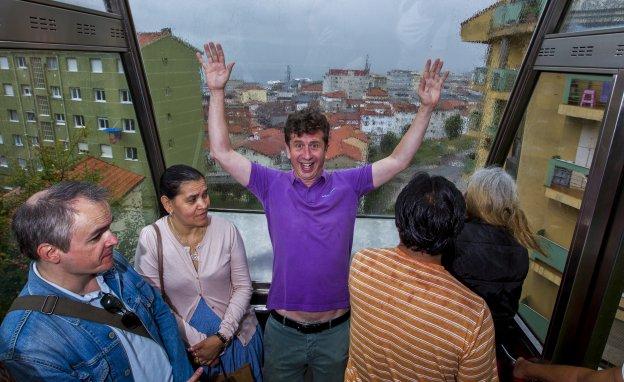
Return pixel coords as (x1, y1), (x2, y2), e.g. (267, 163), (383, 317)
(126, 0), (497, 83)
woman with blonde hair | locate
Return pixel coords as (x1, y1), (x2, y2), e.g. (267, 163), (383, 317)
(445, 167), (541, 347)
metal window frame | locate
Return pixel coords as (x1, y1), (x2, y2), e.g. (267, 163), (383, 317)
(486, 0), (624, 367)
(0, 0), (166, 199)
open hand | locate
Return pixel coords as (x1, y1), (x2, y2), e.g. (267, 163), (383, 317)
(196, 42), (235, 91)
(418, 58), (449, 109)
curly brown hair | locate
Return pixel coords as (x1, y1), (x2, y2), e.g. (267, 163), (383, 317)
(284, 108), (330, 147)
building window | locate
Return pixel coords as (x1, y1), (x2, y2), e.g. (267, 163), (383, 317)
(3, 84), (14, 96)
(8, 110), (18, 122)
(100, 144), (113, 158)
(22, 85), (32, 96)
(55, 113), (65, 125)
(13, 134), (23, 146)
(67, 58), (78, 72)
(60, 140), (69, 151)
(0, 57), (8, 69)
(51, 86), (61, 98)
(78, 142), (89, 154)
(30, 58), (45, 88)
(74, 115), (85, 128)
(125, 147), (138, 161)
(70, 87), (81, 100)
(36, 96), (50, 115)
(122, 118), (135, 132)
(16, 57), (26, 69)
(46, 57), (58, 70)
(165, 86), (172, 96)
(168, 138), (175, 148)
(117, 59), (124, 73)
(98, 117), (109, 129)
(30, 136), (40, 146)
(26, 112), (36, 122)
(167, 113), (172, 121)
(94, 89), (106, 102)
(41, 122), (54, 141)
(90, 58), (103, 73)
(35, 160), (43, 172)
(17, 158), (27, 169)
(162, 57), (168, 65)
(0, 156), (7, 167)
(120, 89), (132, 103)
(0, 135), (3, 144)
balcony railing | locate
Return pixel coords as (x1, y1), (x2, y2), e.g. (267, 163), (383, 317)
(492, 0), (543, 29)
(473, 67), (488, 86)
(491, 68), (518, 92)
(544, 157), (589, 189)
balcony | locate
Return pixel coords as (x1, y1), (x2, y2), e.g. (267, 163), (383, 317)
(491, 68), (518, 93)
(491, 0), (544, 37)
(473, 67), (488, 86)
(544, 157), (589, 209)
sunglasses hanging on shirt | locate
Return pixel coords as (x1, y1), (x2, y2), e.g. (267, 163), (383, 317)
(100, 292), (142, 329)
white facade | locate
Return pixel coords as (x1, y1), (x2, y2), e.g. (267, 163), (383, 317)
(322, 70), (370, 99)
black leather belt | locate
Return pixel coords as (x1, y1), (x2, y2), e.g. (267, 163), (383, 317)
(270, 310), (350, 334)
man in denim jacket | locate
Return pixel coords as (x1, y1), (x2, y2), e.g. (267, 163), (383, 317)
(0, 181), (194, 381)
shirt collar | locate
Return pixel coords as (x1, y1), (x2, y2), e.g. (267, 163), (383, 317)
(288, 169), (329, 186)
(32, 262), (108, 303)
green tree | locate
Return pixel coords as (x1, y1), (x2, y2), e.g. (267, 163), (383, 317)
(0, 131), (99, 318)
(444, 114), (463, 140)
(379, 131), (400, 157)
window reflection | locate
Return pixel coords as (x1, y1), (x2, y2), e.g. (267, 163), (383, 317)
(504, 72), (612, 343)
(559, 0), (624, 33)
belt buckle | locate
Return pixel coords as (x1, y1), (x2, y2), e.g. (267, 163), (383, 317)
(41, 295), (58, 315)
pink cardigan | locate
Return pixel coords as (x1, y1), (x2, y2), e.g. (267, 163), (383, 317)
(134, 215), (258, 346)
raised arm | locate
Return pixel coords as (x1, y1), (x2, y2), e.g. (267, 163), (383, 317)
(371, 58), (449, 188)
(514, 358), (624, 382)
(197, 42), (252, 186)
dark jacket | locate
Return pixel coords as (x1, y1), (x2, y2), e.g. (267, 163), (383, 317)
(445, 218), (529, 344)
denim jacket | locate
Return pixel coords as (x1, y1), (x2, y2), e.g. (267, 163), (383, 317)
(0, 252), (193, 381)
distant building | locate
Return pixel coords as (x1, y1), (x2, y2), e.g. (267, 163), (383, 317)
(387, 69), (416, 100)
(240, 84), (268, 104)
(322, 68), (370, 99)
(370, 74), (388, 90)
(320, 91), (347, 112)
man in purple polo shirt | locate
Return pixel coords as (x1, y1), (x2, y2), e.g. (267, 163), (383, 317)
(198, 42), (448, 381)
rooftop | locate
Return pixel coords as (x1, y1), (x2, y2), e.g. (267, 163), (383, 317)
(69, 156), (145, 201)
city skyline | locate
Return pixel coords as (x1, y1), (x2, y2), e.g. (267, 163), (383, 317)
(129, 0), (494, 83)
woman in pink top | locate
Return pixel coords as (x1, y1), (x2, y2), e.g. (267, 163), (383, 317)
(135, 165), (263, 381)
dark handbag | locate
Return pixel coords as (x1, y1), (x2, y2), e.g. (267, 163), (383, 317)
(211, 358), (253, 382)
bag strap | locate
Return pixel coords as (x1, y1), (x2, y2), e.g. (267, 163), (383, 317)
(9, 295), (152, 340)
(152, 222), (179, 315)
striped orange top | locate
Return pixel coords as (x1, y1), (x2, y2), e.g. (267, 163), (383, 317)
(345, 247), (498, 382)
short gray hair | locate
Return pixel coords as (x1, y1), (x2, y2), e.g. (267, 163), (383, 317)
(12, 181), (109, 260)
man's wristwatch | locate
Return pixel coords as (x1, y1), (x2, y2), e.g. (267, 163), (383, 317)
(215, 331), (231, 347)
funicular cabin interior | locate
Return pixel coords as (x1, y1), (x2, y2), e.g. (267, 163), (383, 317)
(1, 0), (624, 380)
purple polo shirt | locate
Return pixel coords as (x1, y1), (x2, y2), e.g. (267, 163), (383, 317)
(247, 162), (374, 311)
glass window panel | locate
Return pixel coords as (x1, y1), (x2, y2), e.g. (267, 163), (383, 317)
(503, 72), (612, 344)
(0, 48), (160, 318)
(90, 58), (103, 73)
(601, 292), (624, 367)
(128, 0), (545, 285)
(3, 84), (14, 96)
(559, 0), (624, 33)
(51, 0), (108, 12)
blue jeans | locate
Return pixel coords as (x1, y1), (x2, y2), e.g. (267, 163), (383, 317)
(263, 315), (349, 382)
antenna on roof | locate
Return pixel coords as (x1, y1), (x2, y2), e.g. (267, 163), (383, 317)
(286, 65), (292, 84)
(364, 54), (370, 73)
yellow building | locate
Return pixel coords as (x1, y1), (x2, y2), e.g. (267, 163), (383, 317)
(461, 0), (545, 167)
(240, 85), (267, 104)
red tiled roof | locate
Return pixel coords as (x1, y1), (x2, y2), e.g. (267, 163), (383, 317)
(366, 87), (388, 97)
(235, 128), (285, 157)
(331, 125), (368, 143)
(438, 99), (468, 111)
(323, 91), (347, 99)
(326, 140), (364, 161)
(391, 101), (418, 113)
(300, 83), (323, 93)
(69, 157), (144, 201)
(325, 112), (361, 127)
(137, 32), (166, 47)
